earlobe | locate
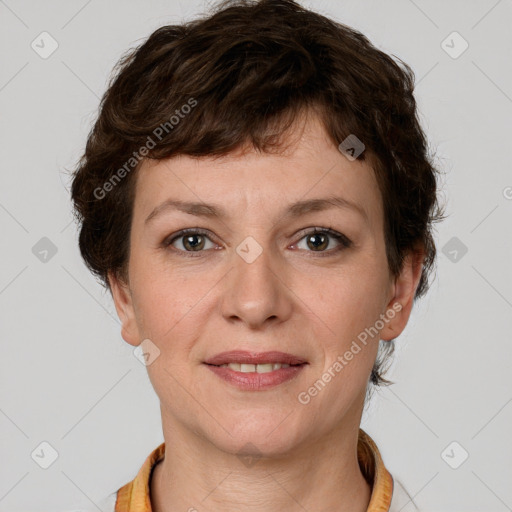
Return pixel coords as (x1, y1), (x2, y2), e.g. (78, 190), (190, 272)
(108, 270), (140, 347)
(380, 248), (425, 341)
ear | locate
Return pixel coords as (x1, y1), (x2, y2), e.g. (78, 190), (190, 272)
(380, 246), (425, 341)
(108, 270), (140, 347)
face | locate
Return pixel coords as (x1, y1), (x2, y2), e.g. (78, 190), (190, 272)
(110, 113), (423, 457)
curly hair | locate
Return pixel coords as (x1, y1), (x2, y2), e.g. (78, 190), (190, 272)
(68, 0), (446, 388)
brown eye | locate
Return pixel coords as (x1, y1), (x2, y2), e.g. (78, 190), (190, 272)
(306, 232), (329, 251)
(182, 234), (206, 251)
(166, 229), (215, 253)
(295, 228), (352, 254)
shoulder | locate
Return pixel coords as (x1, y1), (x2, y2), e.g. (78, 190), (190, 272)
(389, 476), (421, 512)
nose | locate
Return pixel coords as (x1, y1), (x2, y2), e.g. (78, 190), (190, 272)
(220, 238), (293, 329)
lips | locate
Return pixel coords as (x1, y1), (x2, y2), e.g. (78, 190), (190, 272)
(204, 350), (307, 366)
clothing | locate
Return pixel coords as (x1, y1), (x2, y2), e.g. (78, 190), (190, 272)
(77, 429), (420, 511)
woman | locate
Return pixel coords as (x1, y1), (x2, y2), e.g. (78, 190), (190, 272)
(70, 0), (445, 510)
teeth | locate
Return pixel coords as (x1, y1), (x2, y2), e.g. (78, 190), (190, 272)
(218, 363), (291, 372)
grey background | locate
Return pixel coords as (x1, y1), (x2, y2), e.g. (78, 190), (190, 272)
(1, 0), (511, 510)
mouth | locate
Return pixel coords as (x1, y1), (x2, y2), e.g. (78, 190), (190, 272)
(203, 350), (308, 390)
(205, 361), (307, 373)
(203, 350), (308, 370)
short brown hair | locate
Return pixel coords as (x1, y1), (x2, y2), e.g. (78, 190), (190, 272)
(68, 0), (446, 388)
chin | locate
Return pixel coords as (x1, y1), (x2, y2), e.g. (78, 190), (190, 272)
(211, 417), (305, 458)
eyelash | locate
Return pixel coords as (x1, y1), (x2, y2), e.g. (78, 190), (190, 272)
(163, 227), (352, 257)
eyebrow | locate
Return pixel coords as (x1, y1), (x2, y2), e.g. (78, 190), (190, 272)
(144, 196), (369, 225)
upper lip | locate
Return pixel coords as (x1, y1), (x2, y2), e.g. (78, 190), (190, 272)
(204, 350), (308, 366)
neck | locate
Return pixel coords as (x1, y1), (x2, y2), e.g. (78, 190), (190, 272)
(150, 420), (372, 512)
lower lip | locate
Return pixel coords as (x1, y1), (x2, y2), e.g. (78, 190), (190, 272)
(203, 363), (307, 391)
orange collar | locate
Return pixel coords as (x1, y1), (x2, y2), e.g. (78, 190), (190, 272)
(115, 428), (393, 511)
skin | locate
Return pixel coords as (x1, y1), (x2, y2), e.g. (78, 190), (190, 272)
(109, 111), (424, 512)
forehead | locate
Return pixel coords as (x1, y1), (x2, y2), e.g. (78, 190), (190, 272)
(133, 115), (383, 231)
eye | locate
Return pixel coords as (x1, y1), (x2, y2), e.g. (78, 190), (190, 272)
(293, 227), (352, 255)
(163, 227), (352, 257)
(165, 229), (217, 254)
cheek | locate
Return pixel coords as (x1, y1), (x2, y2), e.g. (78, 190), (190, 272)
(306, 269), (387, 346)
(130, 253), (200, 330)
(131, 276), (217, 376)
(139, 289), (197, 342)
